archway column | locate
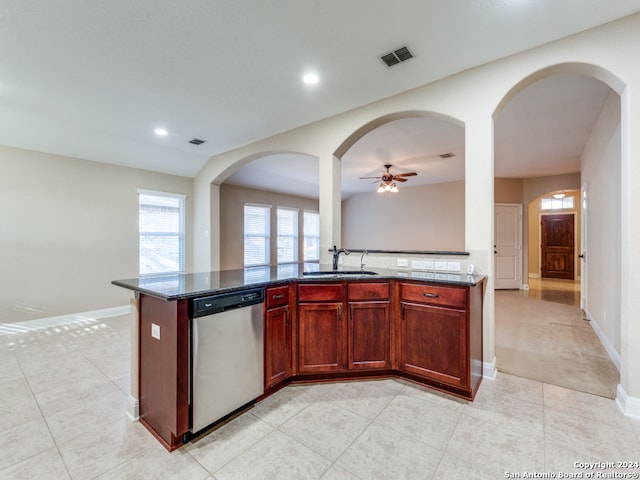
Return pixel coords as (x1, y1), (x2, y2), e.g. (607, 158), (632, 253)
(618, 86), (640, 415)
(318, 153), (342, 265)
(465, 114), (496, 377)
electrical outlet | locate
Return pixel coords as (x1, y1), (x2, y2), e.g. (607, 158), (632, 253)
(435, 261), (447, 271)
(447, 262), (461, 272)
(151, 323), (160, 340)
(411, 260), (427, 269)
(397, 258), (409, 267)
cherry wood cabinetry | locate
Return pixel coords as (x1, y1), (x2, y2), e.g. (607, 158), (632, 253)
(264, 285), (292, 389)
(398, 282), (483, 399)
(138, 294), (189, 451)
(347, 282), (391, 370)
(297, 283), (346, 373)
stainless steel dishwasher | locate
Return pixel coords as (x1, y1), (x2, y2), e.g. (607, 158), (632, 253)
(190, 287), (264, 434)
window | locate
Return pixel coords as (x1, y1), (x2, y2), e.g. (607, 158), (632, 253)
(138, 190), (186, 276)
(244, 204), (271, 266)
(303, 211), (320, 262)
(541, 196), (574, 210)
(277, 207), (298, 264)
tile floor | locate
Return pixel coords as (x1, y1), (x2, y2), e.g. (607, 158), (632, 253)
(1, 313), (639, 480)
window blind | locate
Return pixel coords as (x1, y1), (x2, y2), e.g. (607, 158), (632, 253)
(277, 207), (298, 264)
(244, 204), (271, 266)
(138, 191), (185, 275)
(303, 211), (320, 261)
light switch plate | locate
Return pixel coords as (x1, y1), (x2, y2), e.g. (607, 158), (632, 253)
(435, 261), (447, 271)
(151, 323), (160, 340)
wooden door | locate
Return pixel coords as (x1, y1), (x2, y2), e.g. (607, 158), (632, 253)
(264, 305), (292, 389)
(348, 301), (390, 370)
(399, 302), (467, 389)
(494, 204), (522, 289)
(541, 214), (575, 279)
(297, 303), (345, 373)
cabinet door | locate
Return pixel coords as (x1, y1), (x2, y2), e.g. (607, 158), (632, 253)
(400, 302), (467, 389)
(298, 303), (345, 373)
(265, 305), (292, 389)
(348, 301), (390, 370)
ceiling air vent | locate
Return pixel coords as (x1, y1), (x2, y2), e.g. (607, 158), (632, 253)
(439, 152), (456, 159)
(189, 138), (206, 145)
(380, 46), (414, 67)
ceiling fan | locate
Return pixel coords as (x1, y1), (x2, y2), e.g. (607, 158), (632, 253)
(360, 164), (417, 193)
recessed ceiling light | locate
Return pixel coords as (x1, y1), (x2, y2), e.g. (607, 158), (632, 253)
(154, 128), (168, 136)
(303, 73), (319, 85)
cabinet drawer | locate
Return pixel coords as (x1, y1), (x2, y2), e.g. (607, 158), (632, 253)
(348, 282), (390, 301)
(266, 285), (289, 309)
(298, 283), (343, 302)
(400, 283), (466, 309)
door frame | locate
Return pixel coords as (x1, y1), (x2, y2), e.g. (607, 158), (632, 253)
(580, 183), (588, 310)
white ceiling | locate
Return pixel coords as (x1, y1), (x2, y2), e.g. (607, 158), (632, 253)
(1, 1), (636, 196)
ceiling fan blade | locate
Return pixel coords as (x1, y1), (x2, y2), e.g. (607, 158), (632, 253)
(394, 177), (408, 182)
(395, 172), (418, 177)
(359, 176), (382, 180)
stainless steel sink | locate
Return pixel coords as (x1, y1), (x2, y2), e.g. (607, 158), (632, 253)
(302, 270), (379, 277)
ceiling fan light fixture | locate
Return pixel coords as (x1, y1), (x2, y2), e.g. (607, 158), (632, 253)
(553, 192), (566, 199)
(390, 182), (399, 193)
(377, 183), (385, 193)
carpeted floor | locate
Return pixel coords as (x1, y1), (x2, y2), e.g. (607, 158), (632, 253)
(495, 279), (619, 398)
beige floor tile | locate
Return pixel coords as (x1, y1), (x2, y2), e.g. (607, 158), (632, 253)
(95, 442), (211, 480)
(185, 412), (274, 473)
(397, 381), (469, 411)
(250, 383), (328, 427)
(543, 382), (632, 431)
(446, 413), (545, 476)
(544, 408), (640, 460)
(57, 417), (158, 480)
(314, 378), (403, 419)
(0, 447), (70, 480)
(319, 464), (361, 480)
(433, 453), (498, 480)
(279, 400), (370, 461)
(374, 393), (460, 450)
(35, 376), (122, 416)
(213, 430), (331, 480)
(0, 391), (43, 431)
(336, 422), (442, 480)
(483, 372), (544, 405)
(0, 417), (56, 471)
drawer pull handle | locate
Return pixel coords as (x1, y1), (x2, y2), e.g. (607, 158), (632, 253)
(272, 294), (285, 300)
(423, 293), (439, 298)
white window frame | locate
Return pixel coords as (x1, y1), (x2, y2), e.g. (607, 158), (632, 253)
(244, 203), (271, 267)
(277, 207), (299, 264)
(138, 189), (186, 276)
(303, 210), (320, 262)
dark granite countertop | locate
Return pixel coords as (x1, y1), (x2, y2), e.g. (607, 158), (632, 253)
(112, 263), (486, 301)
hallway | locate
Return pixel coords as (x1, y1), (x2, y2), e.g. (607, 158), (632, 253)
(495, 278), (619, 398)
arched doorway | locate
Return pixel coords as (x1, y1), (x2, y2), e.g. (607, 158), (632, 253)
(493, 67), (621, 398)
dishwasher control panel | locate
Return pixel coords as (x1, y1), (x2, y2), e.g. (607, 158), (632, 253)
(191, 288), (264, 317)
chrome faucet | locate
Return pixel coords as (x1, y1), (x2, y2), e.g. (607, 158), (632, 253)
(360, 250), (368, 270)
(332, 245), (350, 270)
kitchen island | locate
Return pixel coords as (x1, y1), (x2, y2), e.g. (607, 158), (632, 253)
(113, 264), (486, 451)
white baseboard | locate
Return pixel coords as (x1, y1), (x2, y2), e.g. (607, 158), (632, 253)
(483, 356), (497, 380)
(0, 305), (131, 336)
(616, 384), (640, 420)
(126, 394), (140, 421)
(583, 308), (621, 371)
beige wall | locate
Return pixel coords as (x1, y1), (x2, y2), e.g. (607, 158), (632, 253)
(341, 181), (465, 251)
(581, 90), (621, 363)
(495, 178), (524, 204)
(219, 184), (319, 270)
(0, 146), (193, 323)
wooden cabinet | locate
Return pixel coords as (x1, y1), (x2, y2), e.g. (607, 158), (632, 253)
(398, 282), (483, 399)
(297, 283), (346, 373)
(264, 285), (292, 389)
(347, 282), (391, 370)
